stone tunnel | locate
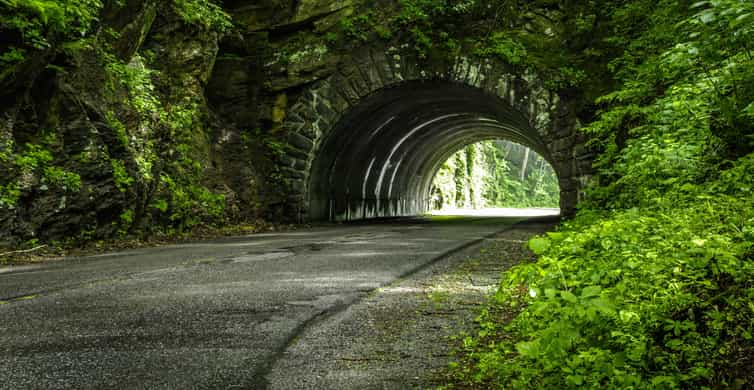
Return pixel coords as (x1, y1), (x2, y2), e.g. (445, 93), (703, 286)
(277, 50), (594, 222)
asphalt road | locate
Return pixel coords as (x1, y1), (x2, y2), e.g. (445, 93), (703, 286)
(0, 215), (539, 389)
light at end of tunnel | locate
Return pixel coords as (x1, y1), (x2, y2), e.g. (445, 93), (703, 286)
(429, 207), (560, 217)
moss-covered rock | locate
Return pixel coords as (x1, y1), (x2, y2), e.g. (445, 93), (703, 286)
(0, 0), (237, 247)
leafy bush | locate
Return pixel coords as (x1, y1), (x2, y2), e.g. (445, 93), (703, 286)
(0, 0), (103, 74)
(452, 0), (754, 388)
(110, 159), (134, 193)
(173, 0), (233, 33)
(458, 164), (754, 387)
(0, 141), (82, 209)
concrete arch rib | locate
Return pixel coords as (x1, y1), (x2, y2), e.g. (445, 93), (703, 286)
(304, 80), (558, 221)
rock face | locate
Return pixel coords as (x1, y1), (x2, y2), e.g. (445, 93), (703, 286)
(0, 0), (594, 247)
(0, 1), (233, 246)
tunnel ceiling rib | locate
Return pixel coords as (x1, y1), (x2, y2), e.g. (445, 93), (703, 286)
(306, 80), (556, 221)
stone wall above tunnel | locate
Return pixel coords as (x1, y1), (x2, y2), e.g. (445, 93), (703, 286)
(277, 48), (594, 222)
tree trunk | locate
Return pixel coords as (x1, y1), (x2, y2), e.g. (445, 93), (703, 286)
(520, 148), (530, 181)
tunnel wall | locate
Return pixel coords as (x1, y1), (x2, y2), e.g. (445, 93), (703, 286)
(279, 48), (594, 221)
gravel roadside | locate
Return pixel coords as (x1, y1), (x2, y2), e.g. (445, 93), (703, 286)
(267, 218), (557, 389)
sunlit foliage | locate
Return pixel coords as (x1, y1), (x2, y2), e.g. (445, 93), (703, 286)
(451, 0), (754, 388)
(430, 141), (559, 210)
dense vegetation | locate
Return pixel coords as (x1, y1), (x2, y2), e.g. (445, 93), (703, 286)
(441, 0), (754, 388)
(0, 0), (234, 245)
(430, 141), (559, 210)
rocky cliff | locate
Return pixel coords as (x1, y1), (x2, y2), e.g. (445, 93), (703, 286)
(0, 0), (341, 246)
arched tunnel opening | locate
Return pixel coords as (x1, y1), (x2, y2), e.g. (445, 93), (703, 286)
(307, 80), (562, 221)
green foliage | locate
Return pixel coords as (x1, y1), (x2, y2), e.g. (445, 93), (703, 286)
(527, 236), (550, 255)
(331, 0), (464, 58)
(0, 0), (231, 240)
(475, 32), (528, 65)
(150, 103), (227, 230)
(431, 140), (559, 210)
(263, 137), (287, 158)
(324, 31), (338, 44)
(392, 0), (468, 59)
(156, 172), (225, 231)
(0, 140), (82, 209)
(0, 47), (25, 69)
(151, 198), (168, 213)
(172, 0), (233, 33)
(105, 111), (129, 148)
(118, 208), (134, 236)
(102, 49), (227, 233)
(110, 159), (133, 193)
(104, 54), (161, 183)
(105, 55), (161, 119)
(431, 143), (485, 209)
(481, 142), (559, 208)
(336, 0), (602, 88)
(15, 143), (52, 171)
(583, 0), (754, 208)
(43, 166), (81, 191)
(2, 0), (103, 40)
(119, 209), (133, 225)
(0, 182), (21, 209)
(339, 11), (375, 43)
(452, 1), (754, 388)
(457, 183), (754, 388)
(245, 128), (289, 159)
(0, 0), (103, 75)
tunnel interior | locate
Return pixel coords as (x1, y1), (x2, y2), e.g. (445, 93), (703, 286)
(307, 80), (558, 221)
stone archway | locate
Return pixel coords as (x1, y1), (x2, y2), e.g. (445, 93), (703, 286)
(279, 49), (592, 221)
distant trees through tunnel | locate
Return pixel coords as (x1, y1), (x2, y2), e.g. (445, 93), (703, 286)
(430, 140), (559, 211)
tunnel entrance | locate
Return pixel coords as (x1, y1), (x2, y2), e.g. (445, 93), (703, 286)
(278, 52), (593, 222)
(306, 81), (558, 221)
(429, 140), (560, 213)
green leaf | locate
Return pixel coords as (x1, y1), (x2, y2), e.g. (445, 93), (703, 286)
(561, 290), (578, 303)
(528, 236), (551, 255)
(515, 340), (539, 358)
(580, 285), (602, 298)
(619, 310), (640, 323)
(590, 297), (616, 315)
(567, 375), (584, 386)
